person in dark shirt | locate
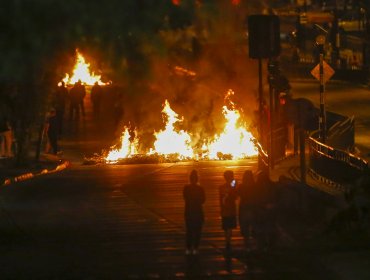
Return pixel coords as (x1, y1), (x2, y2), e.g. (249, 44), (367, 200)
(55, 82), (68, 136)
(183, 170), (206, 255)
(77, 80), (86, 117)
(69, 82), (81, 121)
(255, 170), (277, 251)
(91, 82), (103, 120)
(219, 170), (238, 251)
(44, 108), (58, 155)
(238, 170), (257, 251)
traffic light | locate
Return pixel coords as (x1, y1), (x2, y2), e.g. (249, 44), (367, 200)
(248, 15), (281, 59)
(268, 60), (279, 75)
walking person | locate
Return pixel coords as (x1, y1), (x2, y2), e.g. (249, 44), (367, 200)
(44, 108), (59, 155)
(238, 170), (257, 252)
(183, 170), (205, 255)
(219, 170), (238, 252)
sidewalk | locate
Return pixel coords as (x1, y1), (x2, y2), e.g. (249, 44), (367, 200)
(0, 154), (69, 187)
(269, 154), (370, 280)
(1, 93), (114, 186)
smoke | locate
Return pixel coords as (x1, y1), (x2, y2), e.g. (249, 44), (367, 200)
(115, 48), (261, 154)
(106, 5), (264, 153)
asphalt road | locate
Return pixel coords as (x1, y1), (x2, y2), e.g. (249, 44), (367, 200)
(291, 80), (370, 160)
(0, 160), (340, 279)
(1, 79), (363, 279)
(0, 160), (250, 279)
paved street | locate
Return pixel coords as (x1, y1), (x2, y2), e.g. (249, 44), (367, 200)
(1, 1), (370, 278)
(0, 80), (368, 279)
(0, 160), (341, 279)
(0, 161), (253, 279)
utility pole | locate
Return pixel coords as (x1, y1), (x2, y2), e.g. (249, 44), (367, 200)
(268, 59), (275, 170)
(316, 35), (327, 143)
(331, 2), (340, 68)
(258, 57), (265, 170)
(248, 14), (280, 172)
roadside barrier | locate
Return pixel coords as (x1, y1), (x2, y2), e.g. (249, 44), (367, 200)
(1, 160), (70, 187)
(308, 136), (368, 188)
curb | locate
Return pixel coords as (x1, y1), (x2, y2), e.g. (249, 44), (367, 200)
(1, 160), (70, 187)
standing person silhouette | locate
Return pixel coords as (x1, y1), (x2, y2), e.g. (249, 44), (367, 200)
(76, 80), (86, 118)
(55, 81), (68, 136)
(255, 170), (277, 251)
(69, 82), (81, 121)
(44, 108), (58, 155)
(0, 115), (13, 158)
(219, 170), (238, 252)
(183, 170), (205, 255)
(91, 81), (103, 120)
(238, 170), (257, 252)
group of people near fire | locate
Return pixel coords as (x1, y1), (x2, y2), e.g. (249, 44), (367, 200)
(183, 168), (278, 255)
(43, 80), (104, 155)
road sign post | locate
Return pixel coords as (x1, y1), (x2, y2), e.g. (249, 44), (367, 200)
(311, 36), (335, 143)
(319, 41), (326, 143)
(248, 14), (281, 172)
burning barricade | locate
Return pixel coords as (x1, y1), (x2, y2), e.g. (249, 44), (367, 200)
(87, 89), (258, 165)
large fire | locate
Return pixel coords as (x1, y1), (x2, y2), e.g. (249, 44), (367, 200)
(61, 49), (107, 86)
(106, 127), (139, 163)
(205, 90), (257, 159)
(151, 100), (194, 158)
(104, 90), (257, 163)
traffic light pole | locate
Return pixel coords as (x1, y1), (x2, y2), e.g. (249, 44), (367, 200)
(258, 58), (265, 171)
(268, 59), (274, 170)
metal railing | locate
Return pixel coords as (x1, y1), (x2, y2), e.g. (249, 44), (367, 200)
(308, 136), (368, 186)
(309, 136), (368, 171)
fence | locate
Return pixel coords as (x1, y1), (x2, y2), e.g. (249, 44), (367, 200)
(308, 136), (368, 187)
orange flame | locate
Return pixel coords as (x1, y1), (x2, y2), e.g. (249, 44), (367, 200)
(104, 90), (257, 162)
(61, 49), (107, 86)
(205, 90), (258, 159)
(105, 127), (139, 163)
(151, 100), (194, 158)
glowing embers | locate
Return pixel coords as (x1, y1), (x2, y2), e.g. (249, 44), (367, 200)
(61, 49), (107, 86)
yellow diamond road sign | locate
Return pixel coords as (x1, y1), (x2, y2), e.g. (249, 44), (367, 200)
(311, 61), (335, 84)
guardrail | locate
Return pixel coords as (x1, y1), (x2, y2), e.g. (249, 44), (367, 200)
(326, 113), (355, 151)
(308, 136), (368, 187)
